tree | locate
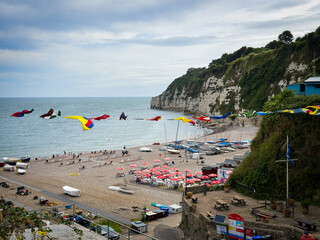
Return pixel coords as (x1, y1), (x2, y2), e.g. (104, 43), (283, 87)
(278, 30), (294, 44)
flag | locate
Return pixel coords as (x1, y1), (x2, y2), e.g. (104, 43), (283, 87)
(286, 138), (295, 165)
(64, 116), (94, 131)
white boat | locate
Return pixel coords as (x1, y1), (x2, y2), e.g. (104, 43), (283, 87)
(108, 186), (121, 191)
(16, 162), (30, 169)
(4, 164), (16, 171)
(3, 157), (20, 165)
(62, 186), (81, 197)
(119, 187), (134, 194)
(17, 169), (26, 174)
(139, 147), (152, 152)
(167, 149), (180, 154)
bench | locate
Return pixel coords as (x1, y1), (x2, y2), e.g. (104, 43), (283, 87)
(297, 219), (320, 231)
(206, 211), (215, 220)
(291, 223), (308, 231)
(213, 203), (223, 210)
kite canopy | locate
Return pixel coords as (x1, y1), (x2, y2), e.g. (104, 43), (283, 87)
(64, 116), (94, 130)
(119, 112), (127, 120)
(40, 108), (61, 119)
(174, 117), (195, 125)
(91, 114), (110, 121)
(195, 116), (211, 121)
(210, 112), (231, 119)
(11, 109), (34, 117)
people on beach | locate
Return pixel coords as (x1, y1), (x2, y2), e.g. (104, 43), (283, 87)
(122, 146), (128, 156)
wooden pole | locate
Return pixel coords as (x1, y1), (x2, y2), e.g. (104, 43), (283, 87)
(175, 120), (180, 143)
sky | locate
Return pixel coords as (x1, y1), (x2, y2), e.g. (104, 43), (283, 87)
(0, 0), (319, 97)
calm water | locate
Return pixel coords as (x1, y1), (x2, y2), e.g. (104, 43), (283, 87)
(0, 97), (204, 158)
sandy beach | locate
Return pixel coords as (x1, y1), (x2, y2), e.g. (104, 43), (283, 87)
(0, 124), (258, 236)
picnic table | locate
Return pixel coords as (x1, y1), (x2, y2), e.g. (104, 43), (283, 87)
(231, 195), (246, 205)
(214, 199), (229, 210)
(297, 219), (320, 231)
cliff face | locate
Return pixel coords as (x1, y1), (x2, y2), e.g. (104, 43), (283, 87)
(151, 28), (320, 115)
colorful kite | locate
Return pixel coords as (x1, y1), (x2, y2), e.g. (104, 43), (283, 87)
(91, 114), (110, 121)
(11, 109), (34, 117)
(40, 109), (61, 119)
(210, 112), (231, 119)
(174, 117), (195, 125)
(257, 111), (273, 116)
(194, 116), (211, 121)
(305, 106), (320, 115)
(134, 116), (161, 121)
(119, 112), (127, 120)
(64, 116), (94, 130)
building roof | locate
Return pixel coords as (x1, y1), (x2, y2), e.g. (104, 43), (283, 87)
(304, 77), (320, 83)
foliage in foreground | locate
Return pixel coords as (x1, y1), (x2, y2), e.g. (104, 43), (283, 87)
(229, 91), (320, 201)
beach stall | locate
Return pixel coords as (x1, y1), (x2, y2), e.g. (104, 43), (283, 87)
(130, 221), (148, 233)
(168, 204), (182, 214)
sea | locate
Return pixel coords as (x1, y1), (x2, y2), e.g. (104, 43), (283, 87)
(0, 97), (206, 159)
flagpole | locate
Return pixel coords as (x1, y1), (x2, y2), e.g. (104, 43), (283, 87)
(286, 135), (289, 207)
(175, 120), (180, 143)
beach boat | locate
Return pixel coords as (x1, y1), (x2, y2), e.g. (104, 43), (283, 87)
(3, 157), (20, 165)
(151, 203), (168, 208)
(20, 156), (31, 163)
(139, 147), (152, 152)
(0, 160), (5, 167)
(167, 149), (180, 154)
(16, 162), (30, 169)
(3, 156), (31, 165)
(108, 186), (121, 191)
(119, 187), (134, 194)
(17, 169), (26, 175)
(62, 186), (81, 197)
(4, 164), (16, 171)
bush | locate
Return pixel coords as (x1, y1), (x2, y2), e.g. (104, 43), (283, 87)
(301, 199), (311, 208)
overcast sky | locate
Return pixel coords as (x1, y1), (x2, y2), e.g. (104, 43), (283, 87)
(0, 0), (319, 97)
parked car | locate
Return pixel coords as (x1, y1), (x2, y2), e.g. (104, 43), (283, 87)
(101, 225), (120, 240)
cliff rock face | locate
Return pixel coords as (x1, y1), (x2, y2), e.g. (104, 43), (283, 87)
(151, 28), (320, 116)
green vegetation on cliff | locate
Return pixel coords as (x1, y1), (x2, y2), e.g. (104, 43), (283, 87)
(163, 26), (320, 113)
(229, 90), (320, 202)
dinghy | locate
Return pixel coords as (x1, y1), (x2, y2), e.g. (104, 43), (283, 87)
(62, 186), (81, 197)
(17, 169), (26, 175)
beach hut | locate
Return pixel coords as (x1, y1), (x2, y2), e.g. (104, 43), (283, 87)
(168, 204), (182, 214)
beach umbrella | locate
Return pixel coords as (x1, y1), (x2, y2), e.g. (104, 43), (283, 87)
(157, 175), (165, 179)
(208, 173), (217, 178)
(164, 158), (170, 161)
(143, 169), (150, 173)
(166, 174), (174, 177)
(195, 171), (202, 175)
(162, 169), (170, 173)
(186, 173), (194, 178)
(117, 167), (124, 170)
(226, 170), (233, 174)
(183, 169), (191, 172)
(170, 177), (179, 181)
(186, 179), (194, 184)
(205, 184), (211, 187)
(162, 165), (169, 168)
(141, 162), (149, 165)
(200, 175), (209, 179)
(211, 180), (219, 184)
(149, 168), (156, 172)
(130, 164), (137, 168)
(174, 172), (181, 175)
(178, 176), (186, 179)
(153, 171), (162, 175)
(143, 173), (151, 177)
(134, 171), (143, 174)
(194, 178), (201, 182)
(154, 159), (161, 162)
(155, 166), (162, 170)
(171, 167), (179, 171)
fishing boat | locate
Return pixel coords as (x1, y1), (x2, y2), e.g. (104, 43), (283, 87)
(4, 164), (16, 171)
(3, 157), (20, 165)
(3, 156), (31, 165)
(16, 162), (30, 169)
(62, 186), (81, 197)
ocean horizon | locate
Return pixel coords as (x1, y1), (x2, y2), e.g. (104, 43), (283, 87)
(0, 97), (205, 159)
